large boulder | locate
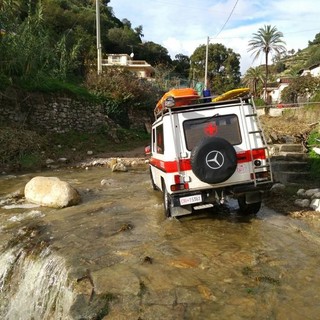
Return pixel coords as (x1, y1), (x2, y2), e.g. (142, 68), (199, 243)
(24, 176), (81, 208)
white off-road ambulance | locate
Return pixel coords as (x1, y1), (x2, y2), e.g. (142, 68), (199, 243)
(148, 88), (273, 217)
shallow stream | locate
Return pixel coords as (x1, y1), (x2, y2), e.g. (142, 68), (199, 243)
(0, 165), (320, 319)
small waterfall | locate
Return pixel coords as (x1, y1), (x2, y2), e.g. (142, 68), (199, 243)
(0, 246), (74, 320)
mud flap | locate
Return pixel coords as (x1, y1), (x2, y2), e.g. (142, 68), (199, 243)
(171, 205), (193, 217)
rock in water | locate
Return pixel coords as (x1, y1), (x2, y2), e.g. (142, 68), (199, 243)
(111, 162), (128, 172)
(24, 176), (81, 208)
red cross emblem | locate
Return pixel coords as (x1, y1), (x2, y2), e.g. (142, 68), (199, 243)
(204, 123), (217, 136)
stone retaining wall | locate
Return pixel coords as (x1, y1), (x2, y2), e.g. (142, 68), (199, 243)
(257, 105), (320, 120)
(31, 97), (110, 133)
(0, 92), (152, 133)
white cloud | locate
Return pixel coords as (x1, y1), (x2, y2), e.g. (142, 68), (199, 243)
(109, 0), (320, 74)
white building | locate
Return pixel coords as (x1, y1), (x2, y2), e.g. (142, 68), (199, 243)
(263, 77), (292, 104)
(298, 63), (320, 77)
(102, 54), (154, 79)
(269, 78), (291, 104)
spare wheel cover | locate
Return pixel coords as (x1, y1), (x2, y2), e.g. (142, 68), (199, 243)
(191, 137), (237, 184)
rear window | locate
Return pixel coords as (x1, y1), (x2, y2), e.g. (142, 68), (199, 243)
(183, 114), (241, 150)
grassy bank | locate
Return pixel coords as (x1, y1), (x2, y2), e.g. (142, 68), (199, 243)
(0, 127), (150, 173)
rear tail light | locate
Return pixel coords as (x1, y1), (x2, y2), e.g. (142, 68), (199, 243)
(174, 174), (182, 184)
(252, 148), (266, 160)
(237, 148), (267, 163)
(171, 175), (189, 191)
(170, 183), (189, 191)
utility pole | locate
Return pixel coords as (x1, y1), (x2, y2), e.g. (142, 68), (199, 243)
(96, 0), (102, 75)
(204, 36), (209, 90)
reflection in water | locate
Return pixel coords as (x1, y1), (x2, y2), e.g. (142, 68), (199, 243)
(0, 167), (320, 319)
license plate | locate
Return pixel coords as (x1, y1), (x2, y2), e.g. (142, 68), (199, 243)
(179, 194), (202, 206)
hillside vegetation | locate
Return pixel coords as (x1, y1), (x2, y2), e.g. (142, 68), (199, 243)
(0, 1), (320, 173)
(265, 32), (320, 79)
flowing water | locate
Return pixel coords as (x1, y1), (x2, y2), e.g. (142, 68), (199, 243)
(0, 166), (320, 319)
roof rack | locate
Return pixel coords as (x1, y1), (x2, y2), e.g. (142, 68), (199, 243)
(154, 87), (251, 119)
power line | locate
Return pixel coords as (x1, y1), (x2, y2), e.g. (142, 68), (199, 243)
(214, 0), (240, 38)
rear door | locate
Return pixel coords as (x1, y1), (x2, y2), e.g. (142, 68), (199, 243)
(177, 105), (255, 188)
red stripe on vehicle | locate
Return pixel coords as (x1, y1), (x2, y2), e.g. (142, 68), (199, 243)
(149, 158), (191, 173)
(237, 149), (266, 163)
(150, 148), (266, 172)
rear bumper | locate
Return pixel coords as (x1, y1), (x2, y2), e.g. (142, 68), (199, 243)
(230, 181), (273, 194)
(170, 181), (273, 207)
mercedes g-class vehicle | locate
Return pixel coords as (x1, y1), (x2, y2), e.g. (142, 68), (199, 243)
(148, 88), (273, 218)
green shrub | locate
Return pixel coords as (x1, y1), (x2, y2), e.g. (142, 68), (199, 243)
(85, 69), (160, 127)
(48, 129), (149, 156)
(18, 77), (97, 100)
(311, 90), (320, 102)
(308, 129), (320, 179)
(254, 98), (266, 107)
(19, 153), (43, 169)
(0, 73), (11, 90)
(0, 127), (46, 170)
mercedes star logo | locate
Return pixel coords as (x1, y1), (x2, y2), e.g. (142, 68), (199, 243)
(206, 150), (224, 169)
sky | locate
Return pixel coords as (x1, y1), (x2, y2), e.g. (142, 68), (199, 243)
(108, 0), (320, 75)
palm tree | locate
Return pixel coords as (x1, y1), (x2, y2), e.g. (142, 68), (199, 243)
(248, 25), (286, 102)
(242, 66), (264, 97)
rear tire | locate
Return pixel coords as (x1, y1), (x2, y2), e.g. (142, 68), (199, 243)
(162, 181), (172, 218)
(237, 195), (261, 215)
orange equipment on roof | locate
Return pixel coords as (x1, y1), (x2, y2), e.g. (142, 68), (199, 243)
(154, 88), (199, 116)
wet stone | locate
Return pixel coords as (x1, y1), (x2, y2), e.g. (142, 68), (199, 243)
(294, 198), (310, 208)
(92, 265), (141, 296)
(311, 192), (320, 199)
(141, 288), (176, 306)
(218, 299), (257, 319)
(184, 304), (221, 320)
(305, 188), (320, 197)
(111, 162), (128, 172)
(105, 308), (140, 320)
(310, 198), (320, 211)
(175, 286), (204, 304)
(24, 176), (81, 208)
(105, 294), (141, 319)
(140, 304), (186, 320)
(69, 293), (113, 320)
(197, 284), (217, 301)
